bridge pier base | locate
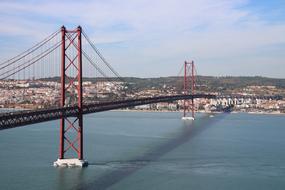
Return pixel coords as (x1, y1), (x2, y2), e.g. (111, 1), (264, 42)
(53, 158), (88, 167)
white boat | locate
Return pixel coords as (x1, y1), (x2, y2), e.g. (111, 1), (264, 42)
(181, 116), (195, 120)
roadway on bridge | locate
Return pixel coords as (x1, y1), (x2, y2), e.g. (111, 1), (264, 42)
(0, 94), (215, 130)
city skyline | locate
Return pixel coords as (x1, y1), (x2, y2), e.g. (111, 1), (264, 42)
(0, 0), (284, 78)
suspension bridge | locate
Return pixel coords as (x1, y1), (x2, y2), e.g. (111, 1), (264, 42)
(0, 26), (214, 167)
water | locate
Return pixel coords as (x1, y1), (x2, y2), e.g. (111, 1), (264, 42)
(0, 111), (285, 190)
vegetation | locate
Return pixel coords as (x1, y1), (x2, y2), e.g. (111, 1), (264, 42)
(40, 76), (285, 92)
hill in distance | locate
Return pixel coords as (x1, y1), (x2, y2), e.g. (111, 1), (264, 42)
(40, 75), (285, 92)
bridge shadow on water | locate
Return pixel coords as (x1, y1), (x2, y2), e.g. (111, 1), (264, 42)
(75, 113), (228, 190)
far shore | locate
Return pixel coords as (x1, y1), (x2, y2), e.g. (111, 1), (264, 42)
(110, 109), (285, 115)
(0, 107), (284, 116)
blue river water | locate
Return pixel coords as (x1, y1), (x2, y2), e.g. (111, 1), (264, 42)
(0, 111), (285, 190)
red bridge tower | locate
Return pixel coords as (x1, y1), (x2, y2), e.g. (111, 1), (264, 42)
(182, 60), (196, 120)
(54, 26), (87, 167)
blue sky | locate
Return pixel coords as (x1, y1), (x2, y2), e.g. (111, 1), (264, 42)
(0, 0), (284, 78)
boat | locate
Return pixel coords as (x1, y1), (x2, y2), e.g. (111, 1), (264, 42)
(181, 116), (195, 120)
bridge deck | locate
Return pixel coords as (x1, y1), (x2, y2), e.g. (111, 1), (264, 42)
(0, 94), (215, 130)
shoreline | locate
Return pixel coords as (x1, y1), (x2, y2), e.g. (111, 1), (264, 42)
(0, 108), (284, 116)
(110, 109), (285, 115)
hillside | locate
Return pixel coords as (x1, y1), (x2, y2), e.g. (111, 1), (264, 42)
(41, 76), (285, 93)
(123, 76), (285, 93)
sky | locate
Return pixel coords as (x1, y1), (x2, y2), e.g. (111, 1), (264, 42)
(0, 0), (284, 78)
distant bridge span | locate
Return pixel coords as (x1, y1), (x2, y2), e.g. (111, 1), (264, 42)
(0, 94), (215, 130)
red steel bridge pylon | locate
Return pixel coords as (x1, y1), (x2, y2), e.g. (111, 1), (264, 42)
(54, 26), (87, 167)
(182, 60), (196, 120)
